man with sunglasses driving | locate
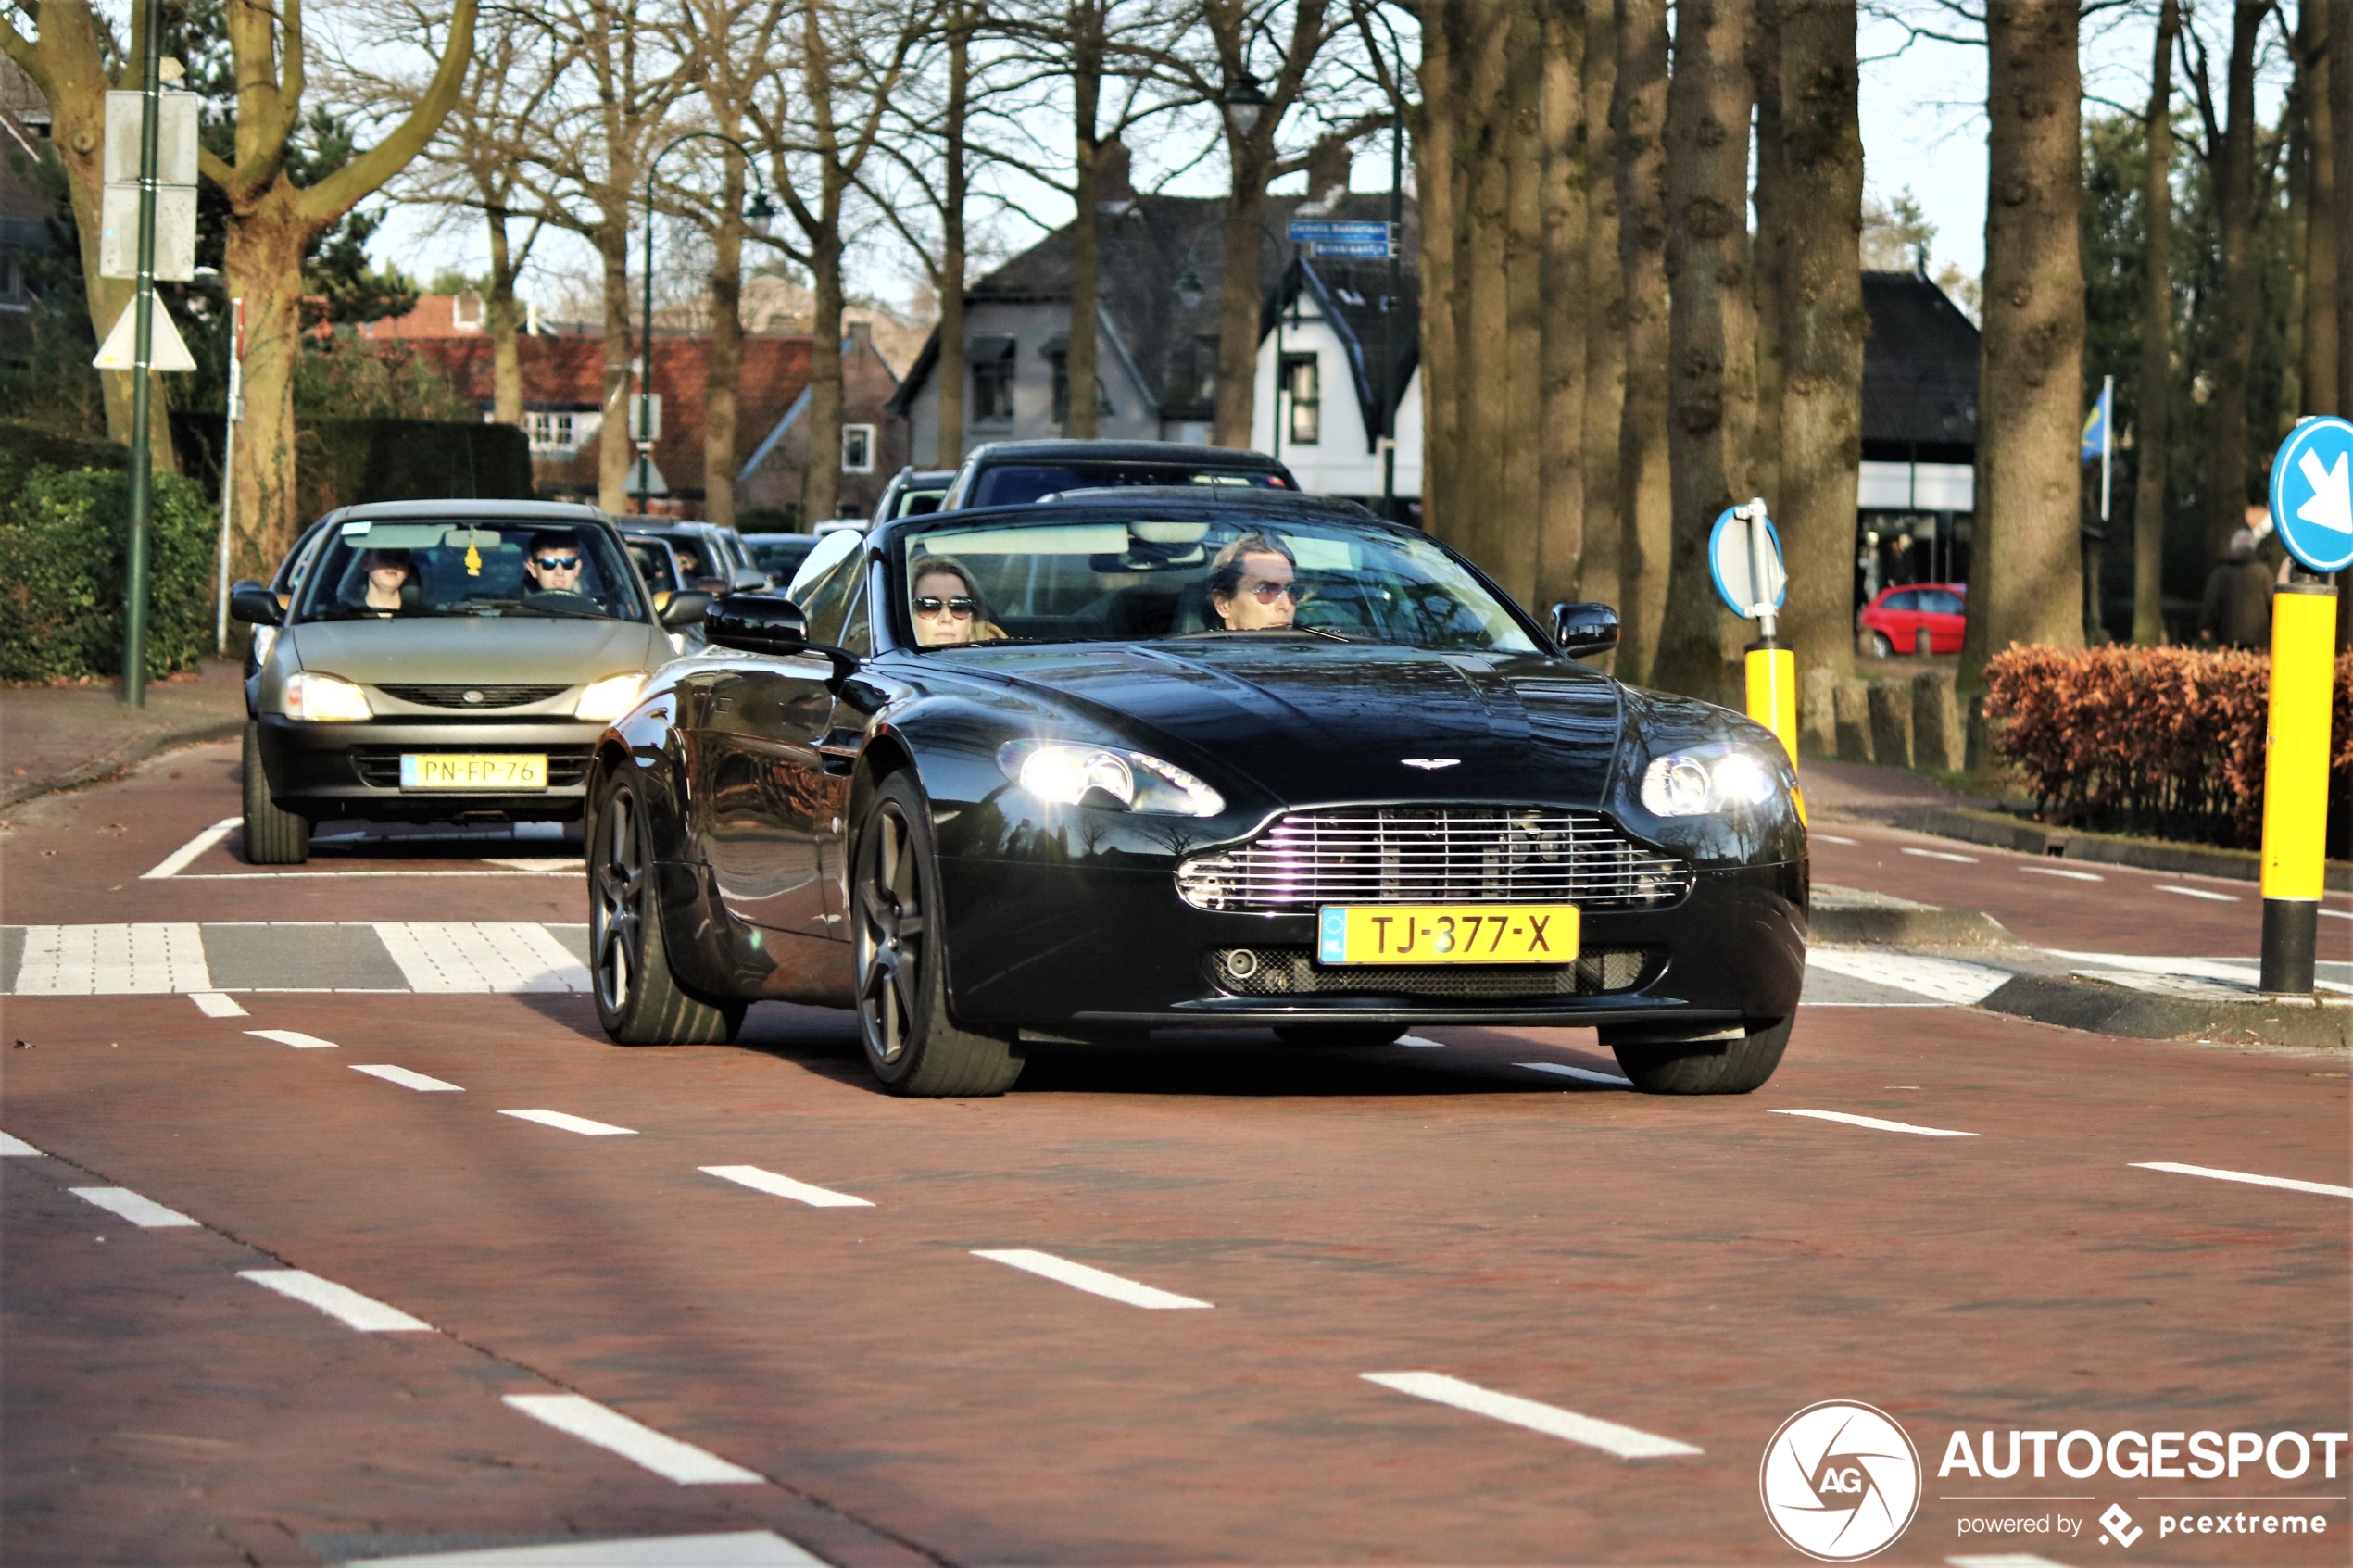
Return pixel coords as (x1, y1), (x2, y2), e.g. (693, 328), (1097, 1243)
(1207, 533), (1302, 631)
(522, 533), (598, 610)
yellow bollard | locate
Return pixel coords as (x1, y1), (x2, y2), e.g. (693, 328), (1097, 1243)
(1745, 641), (1806, 824)
(2258, 583), (2340, 994)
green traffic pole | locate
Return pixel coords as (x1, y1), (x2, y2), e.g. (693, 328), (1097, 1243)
(121, 0), (161, 706)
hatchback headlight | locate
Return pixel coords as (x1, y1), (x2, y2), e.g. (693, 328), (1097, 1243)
(998, 740), (1225, 817)
(283, 672), (371, 722)
(574, 672), (648, 721)
(1640, 747), (1781, 816)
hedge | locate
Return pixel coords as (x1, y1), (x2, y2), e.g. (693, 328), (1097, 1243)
(296, 419), (533, 518)
(0, 458), (217, 684)
(1985, 644), (2353, 849)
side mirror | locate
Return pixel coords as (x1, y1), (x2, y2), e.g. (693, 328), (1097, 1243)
(703, 593), (861, 682)
(660, 590), (713, 628)
(231, 581), (283, 627)
(1552, 600), (1619, 658)
(696, 575), (733, 597)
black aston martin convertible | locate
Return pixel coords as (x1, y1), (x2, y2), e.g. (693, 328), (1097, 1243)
(586, 490), (1807, 1096)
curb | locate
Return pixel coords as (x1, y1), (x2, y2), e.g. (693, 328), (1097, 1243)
(1979, 972), (2351, 1052)
(1885, 805), (2353, 894)
(0, 715), (245, 813)
(1810, 904), (2019, 947)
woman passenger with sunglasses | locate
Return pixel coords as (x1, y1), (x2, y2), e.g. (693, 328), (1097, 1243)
(1206, 533), (1302, 632)
(907, 556), (1006, 647)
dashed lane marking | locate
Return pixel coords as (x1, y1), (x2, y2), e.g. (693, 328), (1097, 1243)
(501, 1395), (764, 1485)
(69, 1186), (197, 1227)
(189, 991), (247, 1017)
(140, 817), (243, 880)
(2131, 1161), (2353, 1200)
(1362, 1372), (1704, 1459)
(1, 1132), (42, 1156)
(700, 1164), (873, 1208)
(500, 1109), (637, 1136)
(1947, 1556), (2075, 1567)
(1771, 1108), (1982, 1138)
(238, 1268), (433, 1331)
(247, 1029), (338, 1049)
(352, 1063), (464, 1093)
(350, 1532), (824, 1566)
(2158, 884), (2239, 902)
(2323, 908), (2353, 921)
(1814, 834), (1859, 845)
(2020, 865), (2104, 882)
(973, 1248), (1213, 1309)
(1516, 1061), (1632, 1086)
(1902, 846), (1979, 863)
(1394, 1035), (1446, 1047)
(1804, 949), (2012, 1005)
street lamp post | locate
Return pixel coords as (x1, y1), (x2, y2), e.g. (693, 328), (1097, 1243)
(1172, 214), (1290, 459)
(637, 132), (777, 514)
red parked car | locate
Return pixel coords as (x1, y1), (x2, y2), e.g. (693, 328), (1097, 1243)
(1858, 583), (1967, 656)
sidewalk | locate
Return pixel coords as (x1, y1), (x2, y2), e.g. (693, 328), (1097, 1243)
(0, 659), (247, 811)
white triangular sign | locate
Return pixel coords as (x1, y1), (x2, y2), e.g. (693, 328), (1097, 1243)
(93, 300), (197, 372)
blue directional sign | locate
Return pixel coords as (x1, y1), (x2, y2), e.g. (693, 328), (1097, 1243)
(1707, 503), (1786, 620)
(2269, 416), (2353, 572)
(1286, 220), (1396, 258)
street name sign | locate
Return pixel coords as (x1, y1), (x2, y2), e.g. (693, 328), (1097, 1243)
(2269, 416), (2353, 572)
(1286, 220), (1396, 258)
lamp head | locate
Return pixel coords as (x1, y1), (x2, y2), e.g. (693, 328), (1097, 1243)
(1222, 72), (1268, 136)
(1174, 266), (1205, 311)
(745, 190), (778, 239)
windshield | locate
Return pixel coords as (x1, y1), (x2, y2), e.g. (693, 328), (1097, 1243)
(624, 537), (683, 595)
(898, 514), (1539, 654)
(968, 462), (1290, 508)
(295, 520), (647, 623)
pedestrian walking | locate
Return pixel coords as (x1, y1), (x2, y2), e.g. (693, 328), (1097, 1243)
(2196, 527), (2272, 648)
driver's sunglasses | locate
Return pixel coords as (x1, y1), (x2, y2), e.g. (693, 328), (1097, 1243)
(914, 596), (977, 619)
(533, 554), (583, 570)
(1245, 580), (1305, 603)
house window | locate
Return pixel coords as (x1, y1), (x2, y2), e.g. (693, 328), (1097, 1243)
(970, 335), (1016, 423)
(451, 290), (484, 331)
(841, 422), (875, 473)
(524, 409), (595, 456)
(1280, 353), (1320, 445)
(1049, 351), (1114, 428)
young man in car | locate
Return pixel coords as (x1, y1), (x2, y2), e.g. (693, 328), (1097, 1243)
(522, 534), (595, 608)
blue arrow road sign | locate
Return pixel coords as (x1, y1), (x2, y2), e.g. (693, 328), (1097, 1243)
(2270, 416), (2353, 572)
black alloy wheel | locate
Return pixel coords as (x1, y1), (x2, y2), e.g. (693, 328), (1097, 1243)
(590, 770), (741, 1046)
(1611, 1015), (1793, 1095)
(852, 771), (1023, 1096)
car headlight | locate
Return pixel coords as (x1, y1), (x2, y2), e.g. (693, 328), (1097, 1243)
(998, 740), (1226, 817)
(574, 672), (648, 721)
(283, 671), (371, 722)
(1640, 747), (1781, 816)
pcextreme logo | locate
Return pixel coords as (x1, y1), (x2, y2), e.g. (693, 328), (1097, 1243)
(1759, 1400), (1924, 1562)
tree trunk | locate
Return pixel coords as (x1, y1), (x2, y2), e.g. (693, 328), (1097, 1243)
(1416, 7), (1463, 535)
(220, 201), (308, 579)
(1066, 5), (1105, 440)
(2300, 0), (2337, 416)
(805, 224), (846, 525)
(1650, 0), (1756, 704)
(486, 208), (525, 427)
(2204, 2), (2265, 557)
(936, 6), (972, 468)
(1960, 0), (2085, 697)
(1748, 0), (1786, 510)
(1213, 167), (1271, 449)
(1773, 0), (1862, 691)
(1498, 0), (1548, 606)
(1455, 0), (1516, 571)
(1612, 0), (1672, 683)
(1534, 0), (1589, 615)
(2335, 0), (2353, 415)
(705, 162), (748, 530)
(2133, 0), (2178, 645)
(598, 222), (636, 513)
(1580, 0), (1624, 619)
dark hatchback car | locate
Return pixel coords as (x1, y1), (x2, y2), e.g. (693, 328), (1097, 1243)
(938, 439), (1300, 510)
(233, 500), (706, 863)
(741, 531), (822, 583)
(584, 491), (1807, 1098)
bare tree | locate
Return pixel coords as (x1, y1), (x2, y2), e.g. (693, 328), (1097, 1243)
(1610, 0), (1671, 682)
(2336, 0), (2353, 417)
(1414, 0), (1462, 532)
(2296, 0), (2335, 417)
(2133, 0), (2180, 644)
(1579, 0), (1623, 620)
(1748, 0), (1785, 510)
(1533, 0), (1589, 614)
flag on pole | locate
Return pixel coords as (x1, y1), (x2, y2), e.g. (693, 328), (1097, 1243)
(2080, 382), (2113, 465)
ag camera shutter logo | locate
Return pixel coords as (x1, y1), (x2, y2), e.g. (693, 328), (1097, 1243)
(1760, 1400), (1923, 1561)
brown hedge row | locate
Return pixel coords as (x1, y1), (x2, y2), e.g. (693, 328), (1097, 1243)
(1984, 644), (2353, 848)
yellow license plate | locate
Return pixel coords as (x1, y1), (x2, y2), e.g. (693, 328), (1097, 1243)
(398, 753), (548, 790)
(1316, 904), (1580, 965)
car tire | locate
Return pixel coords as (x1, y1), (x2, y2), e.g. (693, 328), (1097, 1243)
(589, 770), (744, 1046)
(1275, 1024), (1408, 1047)
(1870, 632), (1894, 659)
(1612, 1016), (1793, 1096)
(852, 771), (1023, 1097)
(240, 721), (311, 865)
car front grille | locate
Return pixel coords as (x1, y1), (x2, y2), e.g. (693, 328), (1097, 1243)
(1205, 945), (1654, 999)
(351, 747), (593, 789)
(375, 684), (571, 709)
(1176, 808), (1691, 912)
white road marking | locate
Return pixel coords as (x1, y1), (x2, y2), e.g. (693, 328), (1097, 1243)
(1947, 1556), (2074, 1567)
(1771, 1108), (1981, 1138)
(2131, 1161), (2353, 1200)
(1362, 1372), (1704, 1459)
(1902, 846), (1979, 863)
(2158, 884), (2239, 902)
(501, 1109), (637, 1136)
(189, 991), (247, 1017)
(973, 1248), (1213, 1309)
(376, 922), (589, 993)
(501, 1394), (763, 1485)
(352, 1063), (464, 1093)
(1394, 1035), (1446, 1048)
(1516, 1061), (1632, 1086)
(2322, 908), (2353, 921)
(0, 1132), (40, 1156)
(165, 870), (574, 880)
(347, 1533), (824, 1567)
(2020, 865), (2104, 882)
(140, 817), (243, 879)
(1814, 834), (1859, 845)
(700, 1165), (873, 1208)
(246, 1028), (337, 1049)
(70, 1186), (197, 1227)
(10, 923), (210, 994)
(1804, 949), (2012, 1005)
(238, 1269), (433, 1331)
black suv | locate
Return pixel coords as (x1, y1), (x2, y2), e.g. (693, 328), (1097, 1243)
(938, 439), (1301, 510)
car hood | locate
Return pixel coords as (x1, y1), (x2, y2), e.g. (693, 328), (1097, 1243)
(285, 616), (664, 686)
(939, 640), (1624, 805)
